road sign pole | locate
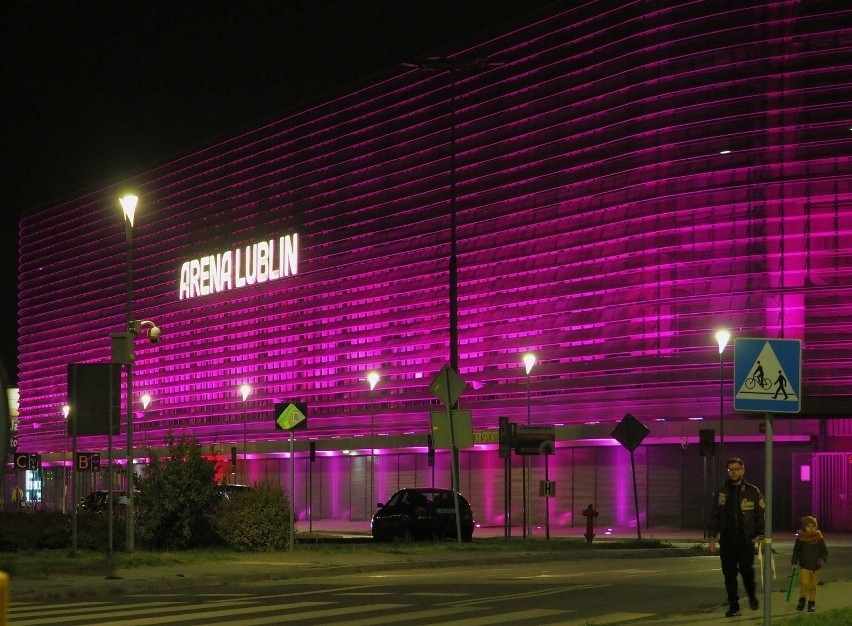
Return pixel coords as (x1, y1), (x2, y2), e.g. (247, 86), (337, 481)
(70, 381), (78, 554)
(631, 449), (641, 540)
(443, 367), (463, 543)
(763, 412), (773, 626)
(289, 430), (295, 553)
(545, 455), (550, 540)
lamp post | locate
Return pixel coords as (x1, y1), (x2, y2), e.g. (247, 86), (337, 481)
(240, 384), (251, 485)
(715, 329), (731, 467)
(140, 394), (151, 450)
(522, 353), (535, 539)
(62, 404), (70, 514)
(120, 193), (137, 552)
(367, 371), (379, 512)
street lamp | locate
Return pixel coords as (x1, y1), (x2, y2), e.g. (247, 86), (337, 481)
(62, 404), (70, 447)
(240, 384), (251, 485)
(62, 404), (70, 514)
(120, 193), (138, 552)
(366, 371), (380, 511)
(522, 353), (535, 539)
(140, 394), (151, 449)
(715, 329), (731, 466)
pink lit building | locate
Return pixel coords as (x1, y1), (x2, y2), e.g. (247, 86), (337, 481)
(15, 2), (852, 531)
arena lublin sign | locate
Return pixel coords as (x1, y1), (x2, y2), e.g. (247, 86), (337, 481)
(178, 234), (299, 300)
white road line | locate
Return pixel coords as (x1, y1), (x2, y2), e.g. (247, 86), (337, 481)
(8, 600), (326, 625)
(338, 605), (478, 625)
(443, 583), (609, 607)
(439, 608), (566, 625)
(547, 612), (655, 625)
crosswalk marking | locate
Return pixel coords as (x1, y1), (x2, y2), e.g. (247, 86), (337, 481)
(409, 592), (469, 597)
(550, 612), (655, 625)
(339, 591), (396, 596)
(8, 600), (325, 626)
(440, 608), (566, 625)
(182, 602), (410, 626)
(9, 600), (186, 621)
(341, 605), (479, 625)
(7, 586), (632, 625)
(442, 583), (608, 607)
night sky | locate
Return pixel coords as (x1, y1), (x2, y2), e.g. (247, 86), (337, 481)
(1, 1), (559, 385)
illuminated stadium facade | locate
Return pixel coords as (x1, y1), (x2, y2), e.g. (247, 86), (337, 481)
(15, 1), (852, 531)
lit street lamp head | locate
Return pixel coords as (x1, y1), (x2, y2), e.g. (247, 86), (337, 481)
(62, 404), (70, 419)
(140, 394), (151, 410)
(119, 194), (138, 227)
(715, 329), (731, 354)
(367, 371), (380, 391)
(240, 384), (251, 402)
(523, 353), (536, 375)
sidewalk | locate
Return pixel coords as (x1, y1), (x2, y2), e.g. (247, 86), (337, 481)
(7, 522), (851, 624)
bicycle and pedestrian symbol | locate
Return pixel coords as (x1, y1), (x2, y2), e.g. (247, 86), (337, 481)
(734, 338), (801, 413)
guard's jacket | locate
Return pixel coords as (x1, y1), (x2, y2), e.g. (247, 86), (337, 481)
(707, 479), (765, 542)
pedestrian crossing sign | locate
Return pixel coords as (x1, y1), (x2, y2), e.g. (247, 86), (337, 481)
(734, 338), (802, 413)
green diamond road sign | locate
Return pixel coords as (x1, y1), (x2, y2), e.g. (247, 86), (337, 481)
(275, 402), (307, 430)
(734, 338), (802, 413)
(428, 365), (467, 407)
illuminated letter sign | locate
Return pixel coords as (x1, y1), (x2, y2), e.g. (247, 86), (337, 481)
(179, 234), (298, 300)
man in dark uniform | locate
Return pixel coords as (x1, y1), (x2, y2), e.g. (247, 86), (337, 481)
(708, 457), (765, 617)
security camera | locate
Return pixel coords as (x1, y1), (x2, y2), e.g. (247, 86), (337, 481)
(148, 326), (162, 344)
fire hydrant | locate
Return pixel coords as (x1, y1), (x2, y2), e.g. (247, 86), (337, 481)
(583, 503), (598, 543)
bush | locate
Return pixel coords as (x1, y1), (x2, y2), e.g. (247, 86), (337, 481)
(135, 433), (220, 550)
(213, 480), (293, 551)
(0, 510), (69, 551)
(75, 510), (127, 552)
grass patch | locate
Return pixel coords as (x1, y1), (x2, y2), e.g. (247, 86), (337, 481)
(0, 535), (680, 578)
(774, 607), (852, 625)
(0, 548), (243, 579)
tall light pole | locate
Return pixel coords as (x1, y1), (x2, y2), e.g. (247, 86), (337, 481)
(367, 371), (380, 511)
(715, 329), (731, 467)
(240, 384), (251, 485)
(120, 193), (138, 552)
(404, 57), (499, 369)
(62, 404), (70, 514)
(522, 353), (536, 539)
(140, 394), (151, 450)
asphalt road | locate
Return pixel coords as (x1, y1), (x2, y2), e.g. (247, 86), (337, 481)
(9, 548), (852, 625)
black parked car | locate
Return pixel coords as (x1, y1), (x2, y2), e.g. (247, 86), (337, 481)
(217, 484), (252, 500)
(371, 487), (475, 542)
(78, 490), (136, 512)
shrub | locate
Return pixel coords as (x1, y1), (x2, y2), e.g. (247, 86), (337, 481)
(135, 433), (220, 549)
(213, 480), (293, 551)
(75, 509), (127, 552)
(0, 510), (69, 551)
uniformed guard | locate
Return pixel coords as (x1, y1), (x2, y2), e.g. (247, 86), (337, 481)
(707, 457), (765, 617)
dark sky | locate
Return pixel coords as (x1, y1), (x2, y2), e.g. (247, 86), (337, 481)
(1, 1), (559, 385)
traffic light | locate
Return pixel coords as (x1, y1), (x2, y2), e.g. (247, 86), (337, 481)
(699, 429), (715, 457)
(498, 416), (513, 458)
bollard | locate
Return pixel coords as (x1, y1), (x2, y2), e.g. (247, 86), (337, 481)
(583, 503), (599, 543)
(1, 570), (8, 626)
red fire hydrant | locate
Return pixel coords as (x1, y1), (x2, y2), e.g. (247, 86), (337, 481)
(583, 503), (598, 543)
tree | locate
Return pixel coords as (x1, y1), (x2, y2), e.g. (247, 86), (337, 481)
(135, 433), (219, 549)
